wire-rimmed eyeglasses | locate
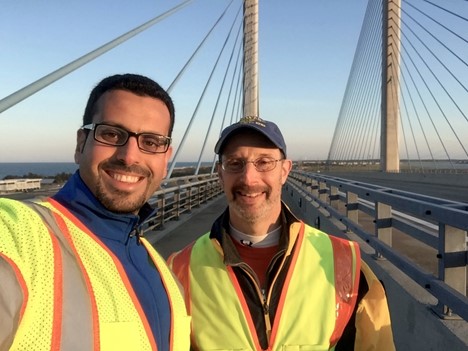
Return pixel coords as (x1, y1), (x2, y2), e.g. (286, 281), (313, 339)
(220, 157), (284, 173)
(81, 123), (171, 154)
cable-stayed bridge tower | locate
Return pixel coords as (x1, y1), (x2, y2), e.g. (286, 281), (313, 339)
(243, 0), (259, 118)
(327, 0), (467, 173)
(382, 0), (402, 172)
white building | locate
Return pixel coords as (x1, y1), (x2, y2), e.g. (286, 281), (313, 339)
(0, 179), (42, 192)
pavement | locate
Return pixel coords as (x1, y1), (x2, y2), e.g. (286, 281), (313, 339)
(147, 196), (227, 259)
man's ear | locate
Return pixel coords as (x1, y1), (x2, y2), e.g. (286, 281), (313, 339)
(217, 161), (224, 184)
(281, 159), (292, 184)
(162, 146), (173, 179)
(74, 129), (87, 164)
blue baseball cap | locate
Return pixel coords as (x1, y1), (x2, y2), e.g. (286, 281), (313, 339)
(214, 116), (287, 156)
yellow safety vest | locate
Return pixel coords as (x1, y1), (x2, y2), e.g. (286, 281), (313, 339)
(0, 198), (190, 351)
(170, 222), (361, 351)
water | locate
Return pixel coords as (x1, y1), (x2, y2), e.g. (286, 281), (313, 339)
(0, 162), (213, 180)
(2, 160), (466, 180)
(0, 163), (79, 180)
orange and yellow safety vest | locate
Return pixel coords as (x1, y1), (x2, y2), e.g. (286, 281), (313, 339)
(0, 198), (190, 351)
(170, 222), (370, 350)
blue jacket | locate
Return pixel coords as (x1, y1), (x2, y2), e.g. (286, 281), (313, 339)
(52, 171), (170, 350)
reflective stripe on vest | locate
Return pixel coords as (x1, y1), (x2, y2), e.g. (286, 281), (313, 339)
(0, 198), (190, 351)
(26, 201), (94, 350)
(140, 238), (191, 351)
(1, 199), (65, 350)
(170, 222), (360, 351)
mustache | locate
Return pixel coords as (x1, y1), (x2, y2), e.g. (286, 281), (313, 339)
(101, 161), (150, 177)
(232, 184), (270, 194)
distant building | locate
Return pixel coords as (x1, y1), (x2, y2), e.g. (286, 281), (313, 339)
(0, 179), (42, 192)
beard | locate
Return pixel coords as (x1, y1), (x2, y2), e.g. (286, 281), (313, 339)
(94, 160), (152, 214)
(95, 182), (147, 214)
(228, 184), (276, 224)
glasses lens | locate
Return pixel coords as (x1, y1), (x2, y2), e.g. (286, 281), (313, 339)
(254, 157), (277, 172)
(139, 134), (170, 153)
(95, 125), (127, 146)
(222, 157), (281, 173)
(223, 159), (244, 173)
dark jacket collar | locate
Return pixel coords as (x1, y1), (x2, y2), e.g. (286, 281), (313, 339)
(51, 171), (156, 243)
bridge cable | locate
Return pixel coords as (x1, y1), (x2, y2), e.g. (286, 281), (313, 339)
(194, 6), (243, 175)
(391, 12), (453, 167)
(210, 30), (245, 174)
(396, 9), (468, 158)
(386, 17), (438, 169)
(331, 0), (381, 161)
(167, 0), (236, 178)
(0, 0), (194, 114)
(405, 1), (468, 45)
(351, 0), (382, 161)
(329, 0), (467, 168)
(166, 1), (235, 93)
(328, 2), (376, 159)
(328, 0), (381, 162)
(390, 11), (460, 165)
(421, 0), (468, 23)
(231, 64), (244, 125)
(400, 3), (468, 119)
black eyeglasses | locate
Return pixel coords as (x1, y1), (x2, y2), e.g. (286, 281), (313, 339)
(81, 123), (171, 154)
(220, 157), (284, 173)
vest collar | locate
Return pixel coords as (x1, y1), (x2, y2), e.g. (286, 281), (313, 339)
(52, 171), (156, 244)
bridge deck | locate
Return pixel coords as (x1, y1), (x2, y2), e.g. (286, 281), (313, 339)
(148, 196), (227, 259)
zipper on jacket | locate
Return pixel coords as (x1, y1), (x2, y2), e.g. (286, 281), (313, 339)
(263, 247), (292, 341)
(237, 262), (273, 344)
(129, 225), (143, 245)
(262, 289), (272, 341)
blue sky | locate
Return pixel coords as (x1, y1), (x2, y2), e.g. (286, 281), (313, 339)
(0, 0), (368, 163)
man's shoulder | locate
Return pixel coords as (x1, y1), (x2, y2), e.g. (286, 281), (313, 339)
(0, 198), (53, 260)
(0, 197), (37, 220)
(168, 232), (214, 263)
(0, 197), (21, 206)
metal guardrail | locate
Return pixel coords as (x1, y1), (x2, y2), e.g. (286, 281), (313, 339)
(286, 170), (468, 322)
(142, 173), (222, 231)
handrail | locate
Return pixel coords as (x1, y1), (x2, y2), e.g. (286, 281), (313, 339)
(285, 169), (468, 322)
(142, 173), (222, 232)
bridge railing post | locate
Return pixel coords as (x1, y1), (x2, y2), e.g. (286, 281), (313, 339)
(311, 179), (319, 198)
(346, 191), (359, 231)
(159, 195), (166, 228)
(435, 224), (467, 318)
(374, 201), (393, 259)
(197, 183), (203, 207)
(188, 186), (194, 212)
(329, 185), (339, 209)
(306, 176), (313, 193)
(174, 189), (181, 220)
(319, 181), (327, 202)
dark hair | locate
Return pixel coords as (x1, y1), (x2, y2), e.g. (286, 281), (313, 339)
(82, 74), (175, 136)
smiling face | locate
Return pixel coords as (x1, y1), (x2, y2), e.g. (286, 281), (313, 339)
(74, 89), (173, 214)
(218, 130), (292, 234)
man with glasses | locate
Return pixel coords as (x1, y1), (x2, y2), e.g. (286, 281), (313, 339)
(0, 74), (189, 350)
(168, 116), (395, 350)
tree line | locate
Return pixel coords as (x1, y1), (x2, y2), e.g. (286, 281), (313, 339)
(2, 172), (72, 183)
